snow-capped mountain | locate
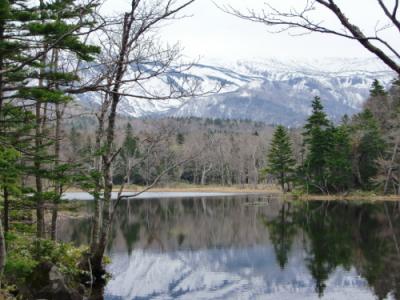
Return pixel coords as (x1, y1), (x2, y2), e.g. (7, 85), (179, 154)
(78, 57), (395, 126)
(105, 245), (374, 300)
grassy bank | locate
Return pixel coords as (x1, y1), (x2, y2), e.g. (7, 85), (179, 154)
(65, 183), (400, 201)
(68, 183), (281, 194)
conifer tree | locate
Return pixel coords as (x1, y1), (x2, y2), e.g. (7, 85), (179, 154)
(351, 109), (385, 189)
(370, 79), (387, 97)
(119, 123), (139, 185)
(176, 132), (185, 145)
(302, 97), (332, 193)
(326, 125), (352, 192)
(264, 125), (295, 192)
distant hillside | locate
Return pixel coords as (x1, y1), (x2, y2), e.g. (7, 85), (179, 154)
(77, 57), (395, 126)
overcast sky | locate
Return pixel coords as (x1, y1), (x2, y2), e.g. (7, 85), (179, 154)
(103, 0), (400, 61)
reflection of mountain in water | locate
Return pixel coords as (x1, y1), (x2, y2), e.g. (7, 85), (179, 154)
(106, 247), (372, 300)
(57, 196), (400, 300)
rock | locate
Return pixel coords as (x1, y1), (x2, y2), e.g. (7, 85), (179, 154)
(36, 281), (81, 300)
(29, 262), (83, 300)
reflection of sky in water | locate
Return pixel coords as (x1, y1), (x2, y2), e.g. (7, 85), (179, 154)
(58, 195), (400, 300)
(105, 245), (374, 300)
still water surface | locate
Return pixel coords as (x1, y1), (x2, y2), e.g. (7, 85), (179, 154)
(58, 194), (400, 300)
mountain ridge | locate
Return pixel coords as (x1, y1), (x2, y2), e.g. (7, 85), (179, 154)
(77, 57), (395, 126)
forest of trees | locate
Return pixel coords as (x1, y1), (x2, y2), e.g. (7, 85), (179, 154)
(1, 0), (400, 298)
(266, 80), (400, 195)
(65, 116), (274, 188)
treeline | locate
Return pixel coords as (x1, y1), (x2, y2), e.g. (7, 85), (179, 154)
(266, 80), (400, 194)
(66, 116), (274, 187)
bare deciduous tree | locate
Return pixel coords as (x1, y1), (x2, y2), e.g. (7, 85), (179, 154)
(82, 0), (210, 280)
(224, 0), (400, 75)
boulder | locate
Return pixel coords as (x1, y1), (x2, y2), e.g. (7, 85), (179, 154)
(29, 262), (82, 300)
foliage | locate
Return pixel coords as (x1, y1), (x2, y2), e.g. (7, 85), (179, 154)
(4, 232), (88, 285)
(301, 97), (335, 193)
(350, 109), (385, 189)
(325, 125), (352, 192)
(263, 125), (295, 191)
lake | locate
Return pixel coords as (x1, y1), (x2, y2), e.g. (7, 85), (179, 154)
(57, 194), (400, 300)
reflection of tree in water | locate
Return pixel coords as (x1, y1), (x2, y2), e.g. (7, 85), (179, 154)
(293, 201), (400, 299)
(262, 201), (297, 269)
(59, 197), (400, 299)
(355, 202), (400, 300)
(300, 202), (353, 297)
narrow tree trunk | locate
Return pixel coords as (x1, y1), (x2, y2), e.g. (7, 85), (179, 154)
(0, 217), (6, 283)
(35, 0), (47, 238)
(201, 163), (212, 185)
(51, 101), (62, 241)
(35, 101), (45, 238)
(91, 160), (112, 278)
(398, 167), (400, 195)
(90, 11), (134, 277)
(90, 99), (108, 254)
(0, 16), (5, 114)
(90, 167), (102, 254)
(280, 173), (285, 193)
(3, 187), (9, 233)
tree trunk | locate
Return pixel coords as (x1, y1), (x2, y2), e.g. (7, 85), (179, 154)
(51, 101), (62, 241)
(91, 160), (112, 278)
(201, 163), (212, 185)
(0, 217), (6, 283)
(35, 0), (47, 238)
(35, 101), (45, 238)
(90, 100), (108, 254)
(3, 187), (9, 233)
(0, 15), (4, 114)
(280, 173), (285, 193)
(398, 167), (400, 195)
(90, 11), (133, 277)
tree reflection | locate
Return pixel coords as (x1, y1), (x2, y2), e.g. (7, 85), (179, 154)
(58, 197), (400, 299)
(300, 202), (353, 297)
(292, 201), (400, 299)
(263, 201), (297, 269)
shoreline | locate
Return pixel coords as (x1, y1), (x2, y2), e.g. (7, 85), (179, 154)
(292, 194), (400, 202)
(63, 184), (400, 201)
(66, 184), (281, 194)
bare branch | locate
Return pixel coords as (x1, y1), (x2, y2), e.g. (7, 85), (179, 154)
(222, 0), (400, 75)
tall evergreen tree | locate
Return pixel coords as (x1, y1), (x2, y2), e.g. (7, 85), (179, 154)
(302, 97), (332, 193)
(264, 125), (295, 192)
(326, 125), (353, 192)
(351, 109), (385, 189)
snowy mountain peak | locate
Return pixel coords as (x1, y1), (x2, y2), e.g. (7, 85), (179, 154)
(78, 57), (395, 126)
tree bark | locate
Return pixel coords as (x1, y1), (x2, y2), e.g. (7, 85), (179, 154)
(35, 0), (47, 239)
(201, 163), (212, 185)
(35, 101), (45, 238)
(51, 101), (62, 241)
(0, 217), (6, 283)
(90, 11), (134, 278)
(3, 187), (9, 233)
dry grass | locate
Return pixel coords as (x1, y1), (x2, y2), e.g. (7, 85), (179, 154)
(65, 184), (400, 201)
(293, 194), (400, 202)
(66, 183), (280, 194)
(117, 183), (280, 194)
